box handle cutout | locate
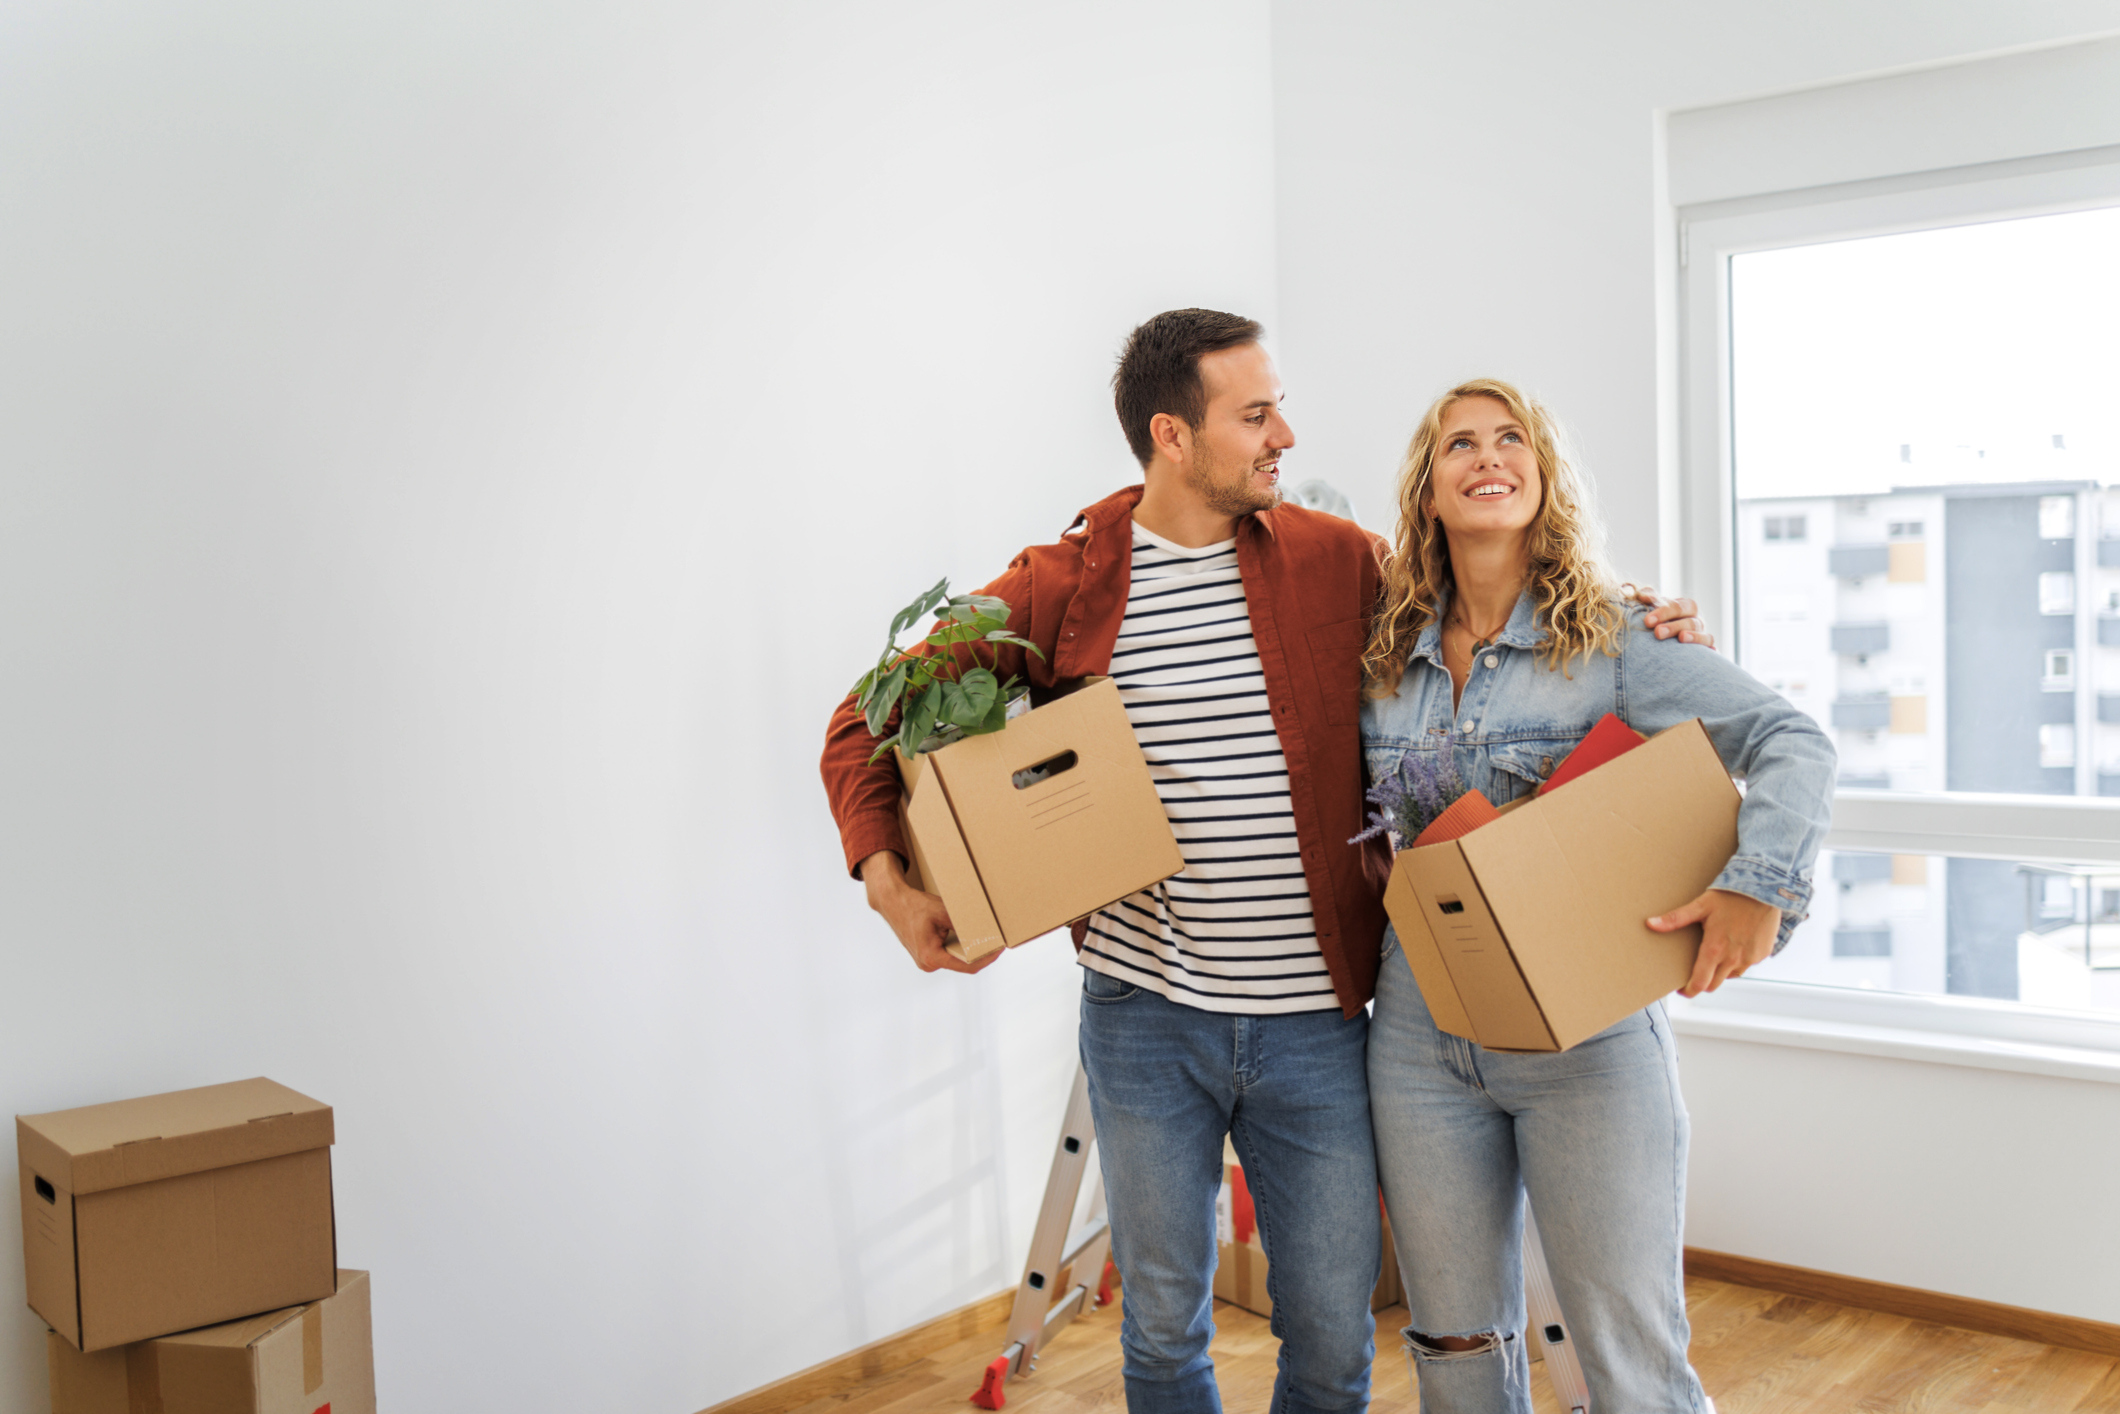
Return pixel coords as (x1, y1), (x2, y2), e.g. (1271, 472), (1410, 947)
(33, 1175), (55, 1205)
(1435, 896), (1466, 915)
(1012, 750), (1079, 790)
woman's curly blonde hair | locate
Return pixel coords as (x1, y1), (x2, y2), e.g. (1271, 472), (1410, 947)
(1362, 377), (1623, 697)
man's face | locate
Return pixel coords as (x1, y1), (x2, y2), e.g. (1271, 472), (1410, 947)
(1181, 343), (1294, 517)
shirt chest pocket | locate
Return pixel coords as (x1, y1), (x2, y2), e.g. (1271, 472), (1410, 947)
(1306, 617), (1372, 728)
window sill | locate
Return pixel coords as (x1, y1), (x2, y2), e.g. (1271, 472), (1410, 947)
(1666, 978), (2120, 1085)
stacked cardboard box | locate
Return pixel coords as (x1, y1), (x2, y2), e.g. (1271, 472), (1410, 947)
(1212, 1141), (1402, 1319)
(16, 1078), (377, 1414)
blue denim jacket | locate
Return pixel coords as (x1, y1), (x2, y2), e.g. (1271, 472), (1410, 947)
(1360, 592), (1836, 941)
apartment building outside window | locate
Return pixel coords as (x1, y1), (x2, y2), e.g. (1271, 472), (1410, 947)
(1719, 203), (2120, 1015)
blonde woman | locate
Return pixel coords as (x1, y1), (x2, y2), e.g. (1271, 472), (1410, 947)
(1360, 379), (1834, 1412)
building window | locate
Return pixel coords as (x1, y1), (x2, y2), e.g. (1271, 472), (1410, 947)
(2043, 650), (2076, 691)
(2040, 723), (2077, 770)
(2039, 571), (2076, 615)
(1888, 520), (1924, 539)
(2040, 495), (2077, 540)
(1763, 514), (1807, 542)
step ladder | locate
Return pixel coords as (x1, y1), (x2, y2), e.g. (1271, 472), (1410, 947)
(968, 1063), (1113, 1409)
(970, 1061), (1596, 1411)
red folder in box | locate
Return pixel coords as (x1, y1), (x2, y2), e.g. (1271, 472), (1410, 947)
(1538, 713), (1647, 795)
(1412, 789), (1500, 847)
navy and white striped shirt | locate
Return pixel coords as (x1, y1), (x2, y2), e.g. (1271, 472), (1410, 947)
(1079, 525), (1336, 1014)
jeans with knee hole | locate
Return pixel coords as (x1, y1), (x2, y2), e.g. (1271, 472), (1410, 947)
(1079, 966), (1380, 1414)
(1368, 931), (1711, 1414)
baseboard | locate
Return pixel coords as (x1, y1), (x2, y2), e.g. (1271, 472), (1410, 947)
(698, 1287), (1017, 1414)
(1684, 1247), (2120, 1358)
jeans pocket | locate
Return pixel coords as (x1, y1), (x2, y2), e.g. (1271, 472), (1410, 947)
(1081, 966), (1140, 1004)
(1380, 925), (1402, 963)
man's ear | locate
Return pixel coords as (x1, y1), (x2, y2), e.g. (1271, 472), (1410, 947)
(1148, 412), (1190, 467)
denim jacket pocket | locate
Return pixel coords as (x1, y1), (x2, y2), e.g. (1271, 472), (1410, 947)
(1307, 616), (1372, 727)
(1485, 740), (1574, 802)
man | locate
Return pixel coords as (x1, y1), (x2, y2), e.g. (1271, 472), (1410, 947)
(820, 310), (1708, 1412)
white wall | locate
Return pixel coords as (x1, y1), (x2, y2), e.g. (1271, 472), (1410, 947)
(1271, 0), (2120, 1323)
(1269, 0), (2120, 579)
(0, 3), (1278, 1409)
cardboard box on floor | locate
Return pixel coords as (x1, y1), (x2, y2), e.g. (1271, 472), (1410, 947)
(896, 676), (1185, 962)
(1383, 718), (1741, 1053)
(48, 1268), (374, 1414)
(1213, 1142), (1401, 1318)
(17, 1078), (338, 1351)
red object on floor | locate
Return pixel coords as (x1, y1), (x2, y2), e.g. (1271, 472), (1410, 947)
(1412, 789), (1499, 848)
(1538, 713), (1646, 795)
(970, 1355), (1009, 1409)
(1229, 1164), (1256, 1244)
(1097, 1258), (1117, 1308)
(314, 1406), (331, 1414)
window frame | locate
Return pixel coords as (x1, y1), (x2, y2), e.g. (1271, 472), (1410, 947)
(1674, 145), (2120, 1056)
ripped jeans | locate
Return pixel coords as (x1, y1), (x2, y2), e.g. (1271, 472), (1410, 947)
(1367, 929), (1710, 1413)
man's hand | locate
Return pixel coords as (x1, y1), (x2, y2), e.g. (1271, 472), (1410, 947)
(1624, 584), (1717, 650)
(1648, 888), (1780, 997)
(859, 850), (999, 975)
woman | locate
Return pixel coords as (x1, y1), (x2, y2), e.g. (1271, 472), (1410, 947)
(1360, 378), (1834, 1412)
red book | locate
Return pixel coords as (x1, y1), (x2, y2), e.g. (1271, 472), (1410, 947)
(1412, 789), (1500, 847)
(1538, 713), (1647, 795)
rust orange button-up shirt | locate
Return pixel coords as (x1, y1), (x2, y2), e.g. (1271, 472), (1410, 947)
(820, 485), (1393, 1017)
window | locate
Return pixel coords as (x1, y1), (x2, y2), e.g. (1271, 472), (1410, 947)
(1684, 169), (2120, 1029)
(2040, 495), (2077, 540)
(1763, 514), (1807, 542)
(2039, 571), (2077, 616)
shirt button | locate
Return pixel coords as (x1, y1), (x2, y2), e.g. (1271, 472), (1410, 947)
(1484, 655), (1498, 668)
(1460, 721), (1473, 734)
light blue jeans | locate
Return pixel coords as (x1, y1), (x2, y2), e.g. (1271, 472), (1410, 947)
(1367, 930), (1710, 1413)
(1080, 967), (1381, 1414)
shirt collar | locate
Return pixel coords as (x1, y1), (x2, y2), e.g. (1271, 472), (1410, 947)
(1413, 587), (1546, 668)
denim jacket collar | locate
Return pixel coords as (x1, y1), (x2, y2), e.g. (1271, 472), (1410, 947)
(1413, 588), (1548, 669)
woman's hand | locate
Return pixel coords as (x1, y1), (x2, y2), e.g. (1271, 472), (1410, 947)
(1624, 584), (1716, 649)
(1648, 888), (1781, 996)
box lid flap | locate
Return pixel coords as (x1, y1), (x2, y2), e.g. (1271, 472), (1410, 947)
(16, 1078), (333, 1194)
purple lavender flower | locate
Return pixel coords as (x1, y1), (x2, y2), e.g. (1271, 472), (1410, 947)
(1350, 750), (1467, 849)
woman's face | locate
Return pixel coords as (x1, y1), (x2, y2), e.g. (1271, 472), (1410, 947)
(1425, 395), (1543, 542)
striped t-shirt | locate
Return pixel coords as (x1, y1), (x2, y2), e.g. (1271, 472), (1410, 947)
(1079, 524), (1336, 1015)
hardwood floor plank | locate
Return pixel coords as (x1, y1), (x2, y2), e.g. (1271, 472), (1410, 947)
(767, 1273), (2114, 1414)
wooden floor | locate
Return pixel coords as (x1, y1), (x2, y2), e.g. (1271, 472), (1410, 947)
(789, 1278), (2120, 1414)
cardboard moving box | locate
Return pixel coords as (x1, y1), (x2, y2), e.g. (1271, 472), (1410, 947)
(1212, 1143), (1401, 1318)
(48, 1268), (374, 1414)
(18, 1078), (337, 1351)
(1382, 719), (1741, 1052)
(897, 677), (1185, 961)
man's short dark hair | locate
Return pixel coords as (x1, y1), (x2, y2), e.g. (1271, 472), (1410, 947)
(1112, 308), (1265, 468)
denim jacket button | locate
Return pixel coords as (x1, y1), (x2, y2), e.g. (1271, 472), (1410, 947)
(1484, 655), (1498, 668)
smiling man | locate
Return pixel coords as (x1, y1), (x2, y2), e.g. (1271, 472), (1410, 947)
(820, 310), (1707, 1414)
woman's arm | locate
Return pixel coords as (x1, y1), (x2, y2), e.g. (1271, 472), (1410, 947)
(1613, 606), (1837, 992)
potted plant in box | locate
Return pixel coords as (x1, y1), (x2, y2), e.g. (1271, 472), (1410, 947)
(851, 577), (1045, 763)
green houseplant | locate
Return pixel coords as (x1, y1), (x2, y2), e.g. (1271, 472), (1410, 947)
(851, 577), (1045, 763)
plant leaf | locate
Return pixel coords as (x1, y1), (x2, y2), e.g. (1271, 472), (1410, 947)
(890, 578), (951, 642)
(863, 662), (907, 737)
(900, 688), (941, 756)
(948, 668), (998, 726)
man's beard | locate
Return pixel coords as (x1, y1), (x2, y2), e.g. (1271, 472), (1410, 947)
(1186, 441), (1282, 517)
